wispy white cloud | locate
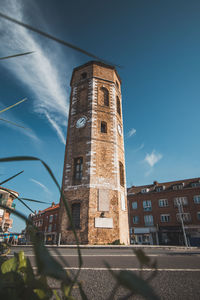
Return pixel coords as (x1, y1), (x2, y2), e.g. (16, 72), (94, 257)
(30, 178), (51, 194)
(0, 0), (71, 144)
(133, 143), (144, 153)
(44, 111), (66, 144)
(0, 102), (40, 142)
(144, 150), (163, 167)
(127, 128), (136, 138)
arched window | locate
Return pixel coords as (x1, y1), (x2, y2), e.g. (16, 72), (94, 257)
(77, 88), (87, 113)
(117, 96), (121, 116)
(72, 203), (80, 229)
(81, 72), (87, 79)
(119, 161), (124, 186)
(101, 121), (107, 133)
(100, 87), (109, 106)
(73, 157), (83, 184)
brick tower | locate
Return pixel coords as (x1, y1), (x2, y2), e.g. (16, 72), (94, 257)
(59, 61), (129, 245)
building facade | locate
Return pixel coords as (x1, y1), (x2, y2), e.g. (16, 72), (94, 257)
(128, 178), (200, 246)
(0, 186), (18, 232)
(30, 202), (59, 244)
(59, 61), (129, 245)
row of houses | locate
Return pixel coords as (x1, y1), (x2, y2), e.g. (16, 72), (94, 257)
(30, 176), (200, 246)
(128, 177), (200, 246)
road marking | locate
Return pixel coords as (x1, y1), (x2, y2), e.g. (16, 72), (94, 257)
(30, 267), (200, 271)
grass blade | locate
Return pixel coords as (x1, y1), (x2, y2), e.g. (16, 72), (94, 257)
(0, 186), (35, 214)
(0, 156), (83, 269)
(0, 12), (120, 68)
(21, 197), (51, 204)
(0, 117), (30, 130)
(0, 97), (27, 114)
(0, 51), (34, 60)
(0, 170), (24, 185)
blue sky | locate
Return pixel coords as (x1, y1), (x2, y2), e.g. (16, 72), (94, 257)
(0, 0), (200, 232)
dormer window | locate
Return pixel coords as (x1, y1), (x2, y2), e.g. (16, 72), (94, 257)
(155, 186), (165, 192)
(173, 183), (184, 190)
(191, 181), (200, 188)
(141, 188), (149, 193)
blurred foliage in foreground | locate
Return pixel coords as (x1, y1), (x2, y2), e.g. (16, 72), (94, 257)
(0, 156), (160, 299)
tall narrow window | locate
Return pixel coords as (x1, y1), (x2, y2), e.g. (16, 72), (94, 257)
(119, 161), (124, 186)
(73, 157), (83, 184)
(101, 121), (107, 133)
(117, 96), (121, 116)
(100, 87), (109, 106)
(77, 88), (88, 113)
(72, 203), (80, 229)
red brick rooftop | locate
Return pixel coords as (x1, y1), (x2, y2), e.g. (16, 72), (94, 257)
(127, 177), (200, 194)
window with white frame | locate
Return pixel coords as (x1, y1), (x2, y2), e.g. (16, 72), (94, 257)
(132, 202), (137, 209)
(174, 197), (188, 206)
(143, 200), (152, 211)
(191, 182), (200, 188)
(194, 195), (200, 204)
(141, 188), (149, 193)
(133, 216), (139, 224)
(160, 214), (170, 222)
(38, 219), (43, 226)
(144, 215), (154, 225)
(156, 186), (165, 192)
(176, 213), (191, 222)
(173, 183), (184, 190)
(197, 212), (200, 221)
(158, 199), (168, 207)
(49, 215), (53, 223)
(48, 224), (52, 232)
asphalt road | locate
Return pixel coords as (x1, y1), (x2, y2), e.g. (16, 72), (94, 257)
(9, 246), (200, 300)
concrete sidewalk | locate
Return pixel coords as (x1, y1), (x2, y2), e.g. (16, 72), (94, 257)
(11, 244), (200, 250)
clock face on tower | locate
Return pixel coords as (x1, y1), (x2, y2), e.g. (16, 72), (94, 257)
(76, 116), (87, 128)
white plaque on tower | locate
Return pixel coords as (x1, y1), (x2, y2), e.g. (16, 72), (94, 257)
(95, 217), (113, 228)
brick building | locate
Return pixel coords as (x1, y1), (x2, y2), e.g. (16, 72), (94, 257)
(59, 61), (129, 245)
(30, 202), (59, 244)
(128, 178), (200, 246)
(0, 186), (18, 232)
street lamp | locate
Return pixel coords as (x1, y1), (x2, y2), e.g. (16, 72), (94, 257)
(177, 199), (188, 247)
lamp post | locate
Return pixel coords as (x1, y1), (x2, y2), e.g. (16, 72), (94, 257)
(177, 199), (188, 247)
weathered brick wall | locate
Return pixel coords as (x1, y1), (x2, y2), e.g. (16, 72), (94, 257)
(59, 61), (129, 245)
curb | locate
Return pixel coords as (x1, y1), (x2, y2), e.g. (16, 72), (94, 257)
(11, 245), (200, 250)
